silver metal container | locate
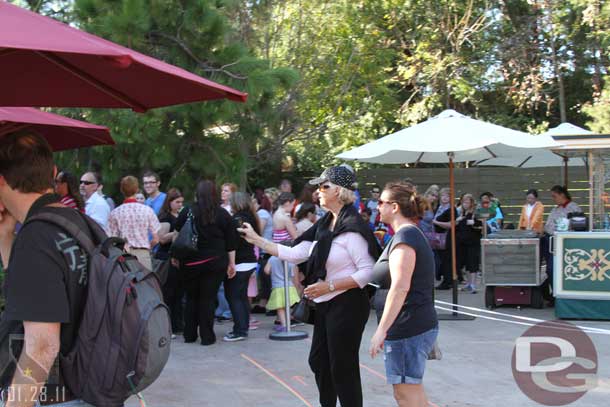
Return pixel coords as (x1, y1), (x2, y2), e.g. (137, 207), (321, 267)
(481, 238), (544, 286)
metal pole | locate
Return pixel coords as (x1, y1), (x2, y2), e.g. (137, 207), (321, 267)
(563, 157), (569, 189)
(269, 260), (308, 341)
(437, 152), (475, 321)
(284, 260), (292, 333)
(589, 151), (594, 231)
(449, 154), (458, 316)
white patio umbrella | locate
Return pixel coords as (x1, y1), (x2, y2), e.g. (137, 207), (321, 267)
(337, 109), (561, 318)
(337, 109), (560, 164)
(477, 123), (592, 186)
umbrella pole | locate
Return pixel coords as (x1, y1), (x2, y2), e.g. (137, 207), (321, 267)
(437, 153), (475, 321)
(563, 157), (569, 189)
(450, 155), (458, 315)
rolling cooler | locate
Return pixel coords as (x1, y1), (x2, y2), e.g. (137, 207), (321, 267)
(481, 230), (546, 309)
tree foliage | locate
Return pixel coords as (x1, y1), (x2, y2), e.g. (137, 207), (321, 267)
(18, 0), (610, 195)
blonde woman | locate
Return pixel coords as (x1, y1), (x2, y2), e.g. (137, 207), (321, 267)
(456, 194), (482, 292)
(239, 166), (381, 407)
(221, 182), (237, 214)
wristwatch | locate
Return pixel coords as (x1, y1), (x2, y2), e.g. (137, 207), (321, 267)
(328, 280), (336, 292)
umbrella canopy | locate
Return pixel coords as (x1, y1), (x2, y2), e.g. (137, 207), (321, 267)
(336, 109), (560, 320)
(336, 109), (560, 164)
(478, 123), (591, 168)
(0, 107), (113, 151)
(0, 1), (247, 112)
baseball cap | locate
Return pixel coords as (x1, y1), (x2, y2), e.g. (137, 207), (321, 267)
(309, 165), (357, 190)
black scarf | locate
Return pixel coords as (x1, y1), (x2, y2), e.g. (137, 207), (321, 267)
(294, 204), (382, 286)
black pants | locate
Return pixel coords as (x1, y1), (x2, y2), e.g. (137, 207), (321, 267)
(183, 257), (228, 344)
(439, 248), (454, 284)
(258, 253), (272, 300)
(162, 262), (185, 333)
(309, 288), (370, 407)
(540, 234), (554, 299)
(224, 268), (255, 336)
(456, 242), (480, 275)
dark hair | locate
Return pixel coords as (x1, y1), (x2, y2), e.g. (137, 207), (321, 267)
(384, 181), (426, 219)
(142, 170), (160, 183)
(298, 184), (316, 204)
(296, 202), (316, 221)
(83, 170), (103, 186)
(159, 188), (183, 219)
(195, 180), (218, 226)
(480, 191), (494, 199)
(0, 131), (54, 193)
(231, 192), (260, 234)
(254, 188), (272, 212)
(526, 189), (538, 198)
(362, 207), (372, 216)
(120, 175), (139, 197)
(57, 170), (84, 210)
(550, 185), (571, 200)
(277, 192), (295, 207)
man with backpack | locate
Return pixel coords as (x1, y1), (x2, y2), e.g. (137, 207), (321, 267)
(0, 131), (170, 407)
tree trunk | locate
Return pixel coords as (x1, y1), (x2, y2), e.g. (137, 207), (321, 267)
(545, 0), (567, 122)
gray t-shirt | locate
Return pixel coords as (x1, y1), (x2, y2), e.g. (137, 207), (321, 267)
(269, 256), (295, 289)
(257, 209), (273, 241)
(372, 225), (438, 340)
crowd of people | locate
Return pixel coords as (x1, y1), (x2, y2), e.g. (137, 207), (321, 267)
(54, 161), (576, 334)
(0, 130), (586, 407)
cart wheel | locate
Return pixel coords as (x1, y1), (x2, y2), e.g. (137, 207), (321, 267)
(485, 286), (495, 309)
(531, 286), (544, 309)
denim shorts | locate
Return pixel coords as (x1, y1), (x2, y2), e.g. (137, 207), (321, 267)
(383, 327), (439, 385)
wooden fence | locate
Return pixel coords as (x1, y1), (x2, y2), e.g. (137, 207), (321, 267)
(356, 166), (589, 226)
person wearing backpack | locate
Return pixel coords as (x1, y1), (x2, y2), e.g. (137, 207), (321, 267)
(0, 131), (171, 407)
(0, 131), (92, 406)
(174, 180), (238, 346)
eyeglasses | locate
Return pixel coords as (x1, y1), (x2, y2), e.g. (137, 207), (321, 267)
(80, 180), (96, 185)
(318, 184), (333, 191)
(378, 199), (397, 206)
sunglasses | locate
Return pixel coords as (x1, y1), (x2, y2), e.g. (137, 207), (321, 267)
(378, 199), (397, 206)
(80, 180), (96, 185)
(318, 184), (333, 190)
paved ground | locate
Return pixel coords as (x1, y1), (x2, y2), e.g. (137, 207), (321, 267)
(127, 288), (610, 407)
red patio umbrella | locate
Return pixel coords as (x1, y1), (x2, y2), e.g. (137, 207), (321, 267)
(0, 1), (247, 112)
(0, 107), (114, 151)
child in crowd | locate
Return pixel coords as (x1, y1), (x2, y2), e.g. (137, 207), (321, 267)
(264, 256), (300, 332)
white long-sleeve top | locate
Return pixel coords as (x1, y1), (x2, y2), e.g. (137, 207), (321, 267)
(277, 232), (375, 303)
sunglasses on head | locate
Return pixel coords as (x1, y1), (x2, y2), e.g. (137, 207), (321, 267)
(80, 180), (96, 185)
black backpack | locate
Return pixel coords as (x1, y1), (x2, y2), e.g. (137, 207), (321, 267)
(25, 211), (171, 407)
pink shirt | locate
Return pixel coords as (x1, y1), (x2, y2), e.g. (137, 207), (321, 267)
(277, 232), (375, 303)
(108, 202), (161, 250)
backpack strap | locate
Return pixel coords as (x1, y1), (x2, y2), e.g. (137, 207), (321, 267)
(24, 211), (98, 254)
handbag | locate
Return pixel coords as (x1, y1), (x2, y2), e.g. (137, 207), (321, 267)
(292, 296), (316, 325)
(427, 341), (442, 360)
(170, 210), (199, 260)
(423, 230), (447, 250)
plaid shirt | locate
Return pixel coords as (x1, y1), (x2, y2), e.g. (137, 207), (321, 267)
(108, 202), (161, 249)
